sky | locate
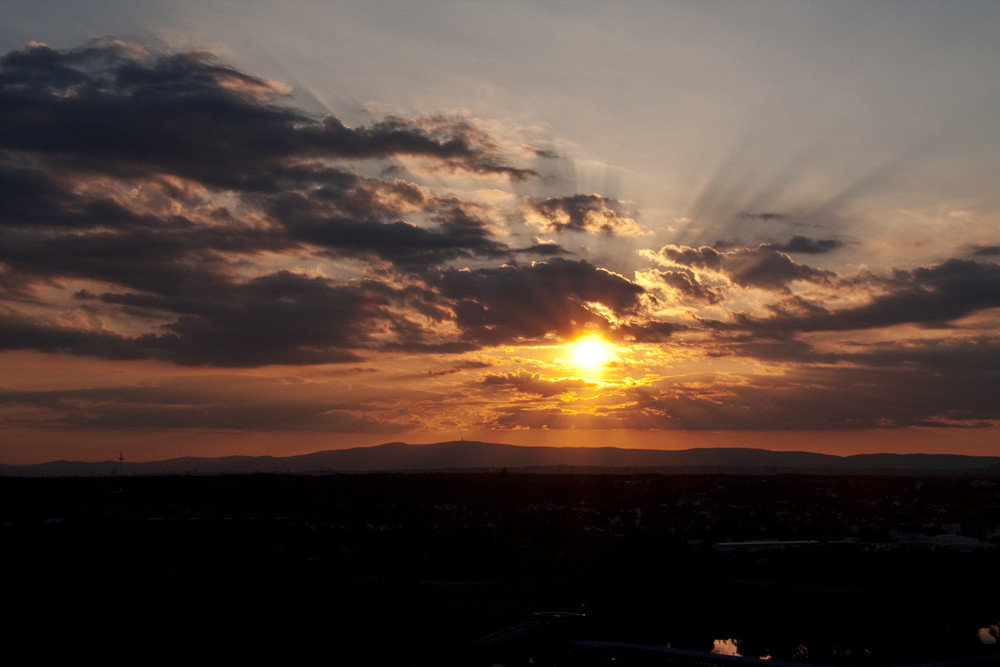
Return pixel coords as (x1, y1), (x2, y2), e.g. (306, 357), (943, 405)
(1, 1), (999, 463)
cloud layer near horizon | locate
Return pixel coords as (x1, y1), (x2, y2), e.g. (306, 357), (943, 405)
(1, 39), (999, 445)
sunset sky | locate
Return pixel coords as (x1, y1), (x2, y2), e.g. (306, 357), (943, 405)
(2, 1), (999, 463)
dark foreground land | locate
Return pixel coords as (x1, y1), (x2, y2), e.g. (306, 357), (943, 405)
(3, 472), (999, 665)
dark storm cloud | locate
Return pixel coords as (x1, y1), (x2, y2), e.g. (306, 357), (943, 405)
(125, 271), (394, 366)
(739, 212), (790, 222)
(432, 258), (646, 345)
(646, 268), (725, 305)
(0, 309), (143, 360)
(0, 164), (111, 229)
(0, 272), (417, 367)
(840, 336), (1000, 374)
(0, 221), (286, 297)
(0, 266), (43, 303)
(0, 161), (232, 240)
(763, 236), (843, 254)
(529, 148), (561, 159)
(614, 320), (679, 343)
(710, 335), (835, 365)
(654, 244), (834, 292)
(281, 212), (511, 268)
(481, 370), (593, 397)
(0, 40), (553, 284)
(260, 174), (573, 269)
(736, 259), (1000, 333)
(513, 241), (570, 257)
(710, 331), (1000, 373)
(972, 245), (1000, 257)
(317, 115), (538, 180)
(263, 178), (563, 269)
(420, 359), (494, 377)
(0, 41), (534, 188)
(522, 194), (642, 236)
(0, 40), (572, 366)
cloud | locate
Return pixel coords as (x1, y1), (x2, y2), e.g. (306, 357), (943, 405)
(738, 212), (790, 222)
(735, 259), (1000, 333)
(650, 244), (835, 292)
(0, 41), (535, 188)
(263, 182), (563, 270)
(0, 308), (144, 360)
(838, 336), (1000, 374)
(3, 37), (996, 441)
(484, 355), (1000, 431)
(481, 370), (593, 397)
(0, 271), (396, 366)
(122, 271), (395, 366)
(421, 359), (494, 377)
(275, 202), (512, 269)
(432, 258), (647, 345)
(643, 268), (725, 305)
(614, 320), (680, 343)
(0, 40), (570, 367)
(709, 327), (1000, 372)
(0, 376), (430, 432)
(513, 240), (570, 257)
(763, 236), (843, 254)
(528, 147), (561, 159)
(522, 194), (643, 236)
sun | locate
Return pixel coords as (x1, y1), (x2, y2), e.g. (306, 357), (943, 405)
(569, 334), (615, 371)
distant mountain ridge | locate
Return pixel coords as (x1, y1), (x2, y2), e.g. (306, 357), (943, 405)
(2, 441), (1000, 477)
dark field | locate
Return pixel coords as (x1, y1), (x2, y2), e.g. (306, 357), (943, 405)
(2, 472), (999, 665)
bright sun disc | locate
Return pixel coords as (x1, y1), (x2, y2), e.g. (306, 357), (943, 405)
(570, 335), (614, 369)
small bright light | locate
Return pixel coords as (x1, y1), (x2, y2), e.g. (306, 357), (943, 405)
(570, 335), (615, 370)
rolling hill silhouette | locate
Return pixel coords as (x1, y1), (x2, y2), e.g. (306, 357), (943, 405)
(3, 441), (999, 476)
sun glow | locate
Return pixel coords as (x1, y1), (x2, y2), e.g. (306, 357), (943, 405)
(569, 335), (615, 372)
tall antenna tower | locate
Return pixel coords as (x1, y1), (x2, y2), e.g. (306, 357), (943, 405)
(119, 451), (123, 476)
